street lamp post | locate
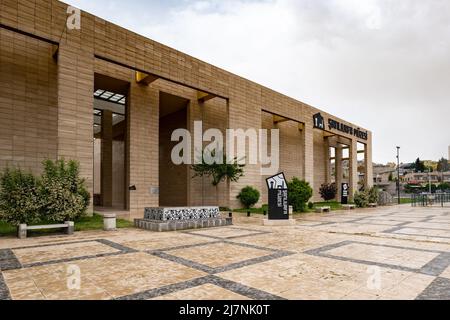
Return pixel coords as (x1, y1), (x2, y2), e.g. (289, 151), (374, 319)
(396, 146), (401, 205)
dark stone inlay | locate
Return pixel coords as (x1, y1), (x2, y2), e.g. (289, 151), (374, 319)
(11, 239), (100, 250)
(0, 272), (11, 300)
(149, 239), (294, 275)
(0, 249), (21, 271)
(115, 275), (285, 300)
(305, 240), (450, 276)
(420, 253), (450, 276)
(382, 222), (413, 234)
(96, 239), (137, 253)
(3, 239), (137, 270)
(416, 277), (450, 300)
(183, 227), (271, 240)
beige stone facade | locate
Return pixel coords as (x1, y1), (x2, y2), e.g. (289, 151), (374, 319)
(0, 0), (373, 218)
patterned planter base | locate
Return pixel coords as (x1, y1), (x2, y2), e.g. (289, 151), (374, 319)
(134, 217), (233, 232)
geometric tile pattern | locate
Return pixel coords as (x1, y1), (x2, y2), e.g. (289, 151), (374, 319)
(2, 206), (450, 300)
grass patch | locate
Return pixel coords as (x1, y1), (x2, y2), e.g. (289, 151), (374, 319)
(311, 201), (343, 211)
(399, 198), (412, 204)
(234, 204), (268, 214)
(0, 213), (134, 237)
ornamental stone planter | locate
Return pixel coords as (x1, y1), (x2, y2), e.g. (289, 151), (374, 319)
(103, 213), (117, 231)
(135, 206), (232, 232)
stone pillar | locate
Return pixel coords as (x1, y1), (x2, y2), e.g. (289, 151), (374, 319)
(335, 144), (343, 201)
(101, 110), (113, 207)
(364, 134), (374, 189)
(56, 11), (95, 214)
(324, 137), (331, 184)
(302, 122), (314, 189)
(127, 82), (159, 218)
(349, 139), (359, 201)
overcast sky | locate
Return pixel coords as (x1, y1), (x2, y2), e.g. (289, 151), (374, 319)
(66, 0), (450, 164)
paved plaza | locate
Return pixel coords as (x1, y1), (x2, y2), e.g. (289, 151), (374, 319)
(1, 205), (450, 300)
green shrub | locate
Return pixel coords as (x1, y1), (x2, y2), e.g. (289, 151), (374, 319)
(288, 178), (313, 212)
(319, 183), (337, 201)
(354, 191), (369, 208)
(308, 202), (314, 210)
(368, 186), (379, 204)
(0, 168), (42, 226)
(237, 186), (260, 209)
(39, 159), (90, 222)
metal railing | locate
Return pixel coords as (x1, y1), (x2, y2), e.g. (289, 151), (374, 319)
(411, 192), (450, 207)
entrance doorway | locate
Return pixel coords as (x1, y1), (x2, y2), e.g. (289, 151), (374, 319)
(93, 74), (129, 211)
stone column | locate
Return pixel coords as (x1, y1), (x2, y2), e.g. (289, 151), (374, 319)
(56, 11), (95, 214)
(364, 134), (374, 189)
(349, 139), (359, 201)
(127, 82), (159, 218)
(101, 110), (113, 207)
(302, 122), (314, 189)
(324, 137), (331, 184)
(335, 144), (343, 201)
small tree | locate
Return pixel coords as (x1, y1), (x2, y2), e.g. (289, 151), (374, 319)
(287, 178), (313, 212)
(437, 158), (450, 172)
(319, 183), (337, 202)
(414, 158), (426, 173)
(0, 168), (42, 226)
(192, 151), (245, 206)
(388, 172), (393, 182)
(237, 186), (260, 209)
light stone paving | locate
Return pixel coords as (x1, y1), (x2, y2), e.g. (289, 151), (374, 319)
(1, 205), (450, 300)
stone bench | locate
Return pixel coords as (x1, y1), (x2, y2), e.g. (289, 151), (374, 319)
(18, 221), (74, 239)
(368, 203), (378, 208)
(342, 204), (356, 210)
(315, 206), (331, 213)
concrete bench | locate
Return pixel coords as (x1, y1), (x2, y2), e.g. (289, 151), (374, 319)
(316, 206), (331, 213)
(18, 221), (74, 239)
(368, 203), (378, 208)
(342, 204), (356, 210)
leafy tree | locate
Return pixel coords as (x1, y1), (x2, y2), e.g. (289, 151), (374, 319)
(237, 186), (260, 209)
(437, 158), (450, 172)
(287, 178), (313, 212)
(319, 183), (337, 201)
(388, 172), (393, 182)
(438, 182), (450, 191)
(192, 151), (245, 206)
(414, 158), (426, 173)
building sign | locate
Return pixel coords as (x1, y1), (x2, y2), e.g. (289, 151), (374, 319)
(313, 113), (325, 130)
(266, 173), (289, 220)
(313, 113), (368, 140)
(341, 183), (349, 204)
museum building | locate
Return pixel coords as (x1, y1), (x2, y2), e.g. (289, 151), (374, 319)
(0, 0), (373, 218)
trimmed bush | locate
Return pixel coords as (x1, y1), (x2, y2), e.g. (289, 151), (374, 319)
(0, 168), (42, 226)
(288, 178), (313, 212)
(237, 186), (260, 209)
(319, 183), (337, 201)
(39, 159), (90, 222)
(308, 202), (314, 210)
(368, 186), (379, 204)
(354, 191), (369, 208)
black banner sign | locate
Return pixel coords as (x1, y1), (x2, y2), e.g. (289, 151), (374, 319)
(341, 183), (349, 204)
(266, 173), (289, 220)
